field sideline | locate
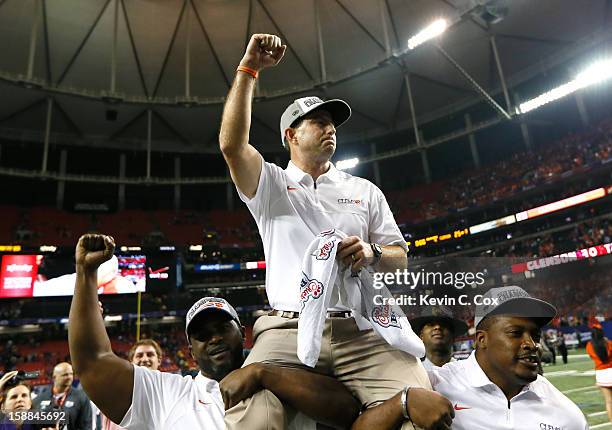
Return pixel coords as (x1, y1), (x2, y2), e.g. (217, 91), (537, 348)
(544, 348), (609, 428)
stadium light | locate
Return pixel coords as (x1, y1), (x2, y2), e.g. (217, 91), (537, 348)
(336, 158), (360, 170)
(517, 58), (612, 114)
(408, 19), (448, 50)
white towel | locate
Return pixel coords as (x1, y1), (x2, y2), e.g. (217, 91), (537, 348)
(297, 229), (425, 367)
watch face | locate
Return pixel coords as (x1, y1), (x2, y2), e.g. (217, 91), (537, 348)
(372, 243), (383, 256)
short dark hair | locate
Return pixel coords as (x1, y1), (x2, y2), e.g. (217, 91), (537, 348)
(0, 382), (31, 408)
(128, 339), (162, 362)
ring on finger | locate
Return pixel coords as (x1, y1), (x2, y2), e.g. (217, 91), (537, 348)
(351, 254), (356, 261)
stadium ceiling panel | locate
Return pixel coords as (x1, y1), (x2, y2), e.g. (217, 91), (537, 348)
(0, 0), (609, 155)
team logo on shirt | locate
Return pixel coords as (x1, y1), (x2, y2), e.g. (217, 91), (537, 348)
(312, 240), (335, 260)
(539, 424), (561, 430)
(371, 305), (401, 329)
(337, 198), (362, 205)
(300, 273), (324, 306)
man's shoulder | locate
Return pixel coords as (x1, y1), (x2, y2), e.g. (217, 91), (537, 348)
(135, 365), (195, 388)
(336, 170), (381, 193)
(32, 386), (52, 403)
(532, 375), (586, 419)
(428, 358), (468, 386)
(70, 386), (90, 401)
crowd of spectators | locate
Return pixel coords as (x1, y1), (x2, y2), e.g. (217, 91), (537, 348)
(389, 115), (612, 223)
(485, 217), (611, 258)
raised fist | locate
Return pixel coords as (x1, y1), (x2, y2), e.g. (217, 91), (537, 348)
(75, 234), (115, 273)
(240, 34), (287, 71)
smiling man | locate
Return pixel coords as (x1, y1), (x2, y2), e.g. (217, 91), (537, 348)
(352, 286), (589, 430)
(68, 234), (361, 430)
(127, 340), (163, 371)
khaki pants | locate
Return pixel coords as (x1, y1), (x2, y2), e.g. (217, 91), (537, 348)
(225, 315), (431, 430)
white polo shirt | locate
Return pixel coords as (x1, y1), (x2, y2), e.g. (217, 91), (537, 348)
(238, 158), (407, 312)
(119, 365), (224, 430)
(422, 356), (456, 371)
(428, 352), (588, 430)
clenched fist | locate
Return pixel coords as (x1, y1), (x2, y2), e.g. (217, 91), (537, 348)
(75, 234), (115, 273)
(239, 34), (287, 72)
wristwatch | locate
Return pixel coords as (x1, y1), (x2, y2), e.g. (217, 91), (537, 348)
(370, 243), (383, 265)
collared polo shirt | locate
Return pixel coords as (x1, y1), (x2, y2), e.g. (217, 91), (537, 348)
(428, 352), (588, 430)
(238, 157), (407, 312)
(120, 365), (224, 430)
(422, 356), (456, 371)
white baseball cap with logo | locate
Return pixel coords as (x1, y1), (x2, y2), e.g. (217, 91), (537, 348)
(279, 96), (351, 148)
(185, 297), (241, 343)
(474, 286), (556, 328)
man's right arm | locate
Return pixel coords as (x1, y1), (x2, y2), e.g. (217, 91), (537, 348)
(219, 33), (286, 199)
(68, 234), (133, 425)
(221, 363), (360, 429)
(351, 388), (454, 430)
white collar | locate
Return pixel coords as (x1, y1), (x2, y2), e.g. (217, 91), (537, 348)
(286, 160), (342, 184)
(467, 352), (544, 399)
(195, 372), (219, 392)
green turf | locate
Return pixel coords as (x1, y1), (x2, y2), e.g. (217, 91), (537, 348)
(543, 349), (610, 428)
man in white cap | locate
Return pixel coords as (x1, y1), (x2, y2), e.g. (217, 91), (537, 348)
(218, 33), (449, 429)
(68, 234), (362, 430)
(351, 286), (589, 430)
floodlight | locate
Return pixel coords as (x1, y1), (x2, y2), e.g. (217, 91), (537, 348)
(336, 158), (359, 170)
(408, 19), (448, 50)
(517, 58), (612, 114)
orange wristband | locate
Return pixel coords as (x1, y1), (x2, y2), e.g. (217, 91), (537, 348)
(237, 65), (258, 79)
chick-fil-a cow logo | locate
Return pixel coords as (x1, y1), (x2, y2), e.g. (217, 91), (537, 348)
(371, 305), (401, 329)
(300, 273), (324, 307)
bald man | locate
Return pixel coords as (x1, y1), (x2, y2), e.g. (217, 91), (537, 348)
(33, 362), (92, 430)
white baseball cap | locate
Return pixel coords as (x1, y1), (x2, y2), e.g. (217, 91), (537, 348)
(279, 96), (351, 148)
(185, 297), (241, 343)
(474, 286), (556, 328)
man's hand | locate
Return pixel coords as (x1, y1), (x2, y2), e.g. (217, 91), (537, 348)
(240, 34), (287, 71)
(219, 363), (264, 410)
(407, 388), (454, 430)
(75, 234), (115, 274)
(0, 370), (18, 392)
(337, 236), (374, 273)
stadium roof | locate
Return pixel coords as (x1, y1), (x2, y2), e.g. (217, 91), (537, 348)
(0, 0), (611, 156)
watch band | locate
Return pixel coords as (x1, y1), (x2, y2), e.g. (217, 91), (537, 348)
(370, 243), (383, 265)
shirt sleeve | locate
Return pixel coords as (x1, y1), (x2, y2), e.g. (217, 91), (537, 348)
(368, 185), (408, 251)
(235, 155), (286, 235)
(119, 365), (185, 430)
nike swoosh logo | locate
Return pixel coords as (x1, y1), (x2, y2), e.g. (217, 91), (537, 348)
(454, 404), (471, 410)
(198, 399), (210, 405)
(148, 266), (169, 274)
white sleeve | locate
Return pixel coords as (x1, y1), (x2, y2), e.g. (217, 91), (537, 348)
(119, 365), (185, 430)
(426, 368), (440, 388)
(368, 186), (408, 251)
(235, 155), (286, 235)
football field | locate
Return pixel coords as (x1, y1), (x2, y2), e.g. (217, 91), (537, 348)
(544, 349), (610, 428)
